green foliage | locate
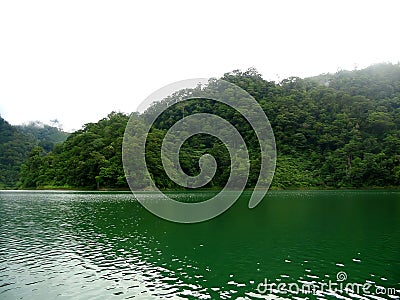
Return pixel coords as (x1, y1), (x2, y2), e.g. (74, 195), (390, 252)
(272, 156), (320, 188)
(0, 117), (35, 187)
(19, 112), (129, 189)
(0, 116), (69, 188)
(16, 121), (69, 152)
(16, 63), (400, 190)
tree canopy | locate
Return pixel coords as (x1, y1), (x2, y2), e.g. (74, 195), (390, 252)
(12, 63), (400, 189)
(0, 117), (68, 188)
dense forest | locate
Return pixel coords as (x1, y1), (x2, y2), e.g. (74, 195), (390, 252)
(6, 63), (400, 190)
(0, 118), (69, 188)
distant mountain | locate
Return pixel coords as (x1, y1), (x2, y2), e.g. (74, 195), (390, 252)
(0, 116), (69, 188)
(308, 63), (400, 100)
(16, 121), (69, 152)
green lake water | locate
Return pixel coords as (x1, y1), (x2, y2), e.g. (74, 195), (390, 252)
(0, 190), (399, 299)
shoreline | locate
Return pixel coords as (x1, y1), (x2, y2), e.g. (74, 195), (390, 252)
(1, 186), (400, 192)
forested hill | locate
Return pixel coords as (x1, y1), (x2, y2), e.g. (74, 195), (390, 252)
(17, 63), (400, 189)
(0, 117), (33, 188)
(0, 117), (68, 188)
(309, 63), (400, 100)
(16, 121), (69, 152)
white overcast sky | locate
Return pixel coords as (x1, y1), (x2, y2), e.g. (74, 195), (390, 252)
(0, 0), (399, 132)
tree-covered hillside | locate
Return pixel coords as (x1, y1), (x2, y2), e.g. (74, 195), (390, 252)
(0, 117), (69, 188)
(16, 121), (69, 152)
(17, 63), (400, 189)
(18, 112), (128, 189)
(0, 117), (34, 188)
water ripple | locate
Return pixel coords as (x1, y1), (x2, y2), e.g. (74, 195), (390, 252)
(1, 191), (399, 299)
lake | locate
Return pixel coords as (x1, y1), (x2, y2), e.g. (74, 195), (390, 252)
(0, 190), (399, 299)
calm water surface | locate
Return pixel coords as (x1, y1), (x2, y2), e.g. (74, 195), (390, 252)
(0, 190), (399, 299)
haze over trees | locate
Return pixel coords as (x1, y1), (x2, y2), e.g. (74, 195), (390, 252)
(5, 63), (400, 190)
(0, 118), (68, 188)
